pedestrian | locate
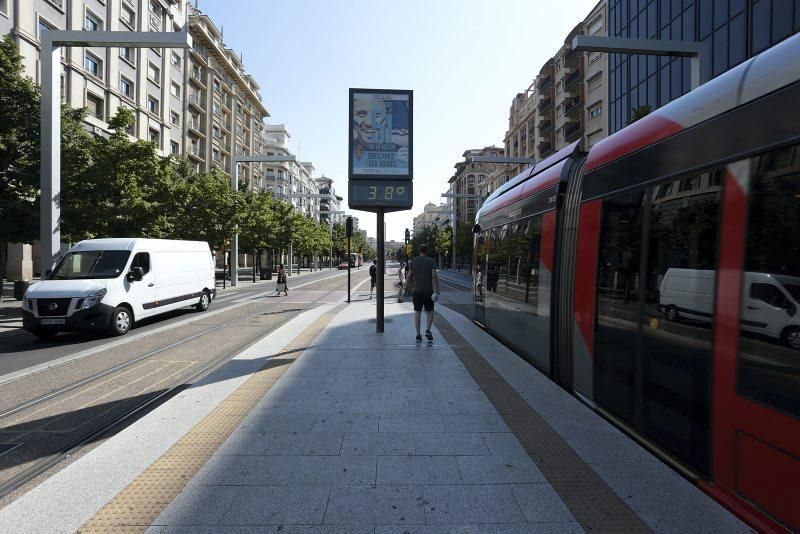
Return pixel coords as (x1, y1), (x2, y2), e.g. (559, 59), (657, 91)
(369, 260), (377, 299)
(276, 263), (288, 296)
(397, 261), (405, 303)
(405, 244), (440, 342)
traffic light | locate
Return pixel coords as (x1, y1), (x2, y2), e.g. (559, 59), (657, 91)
(404, 228), (410, 242)
(406, 244), (413, 255)
(345, 216), (353, 238)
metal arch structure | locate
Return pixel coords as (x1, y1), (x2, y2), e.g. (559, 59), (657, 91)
(40, 29), (191, 273)
(441, 191), (481, 272)
(571, 35), (711, 89)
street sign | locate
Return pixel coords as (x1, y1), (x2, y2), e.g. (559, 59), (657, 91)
(348, 88), (413, 213)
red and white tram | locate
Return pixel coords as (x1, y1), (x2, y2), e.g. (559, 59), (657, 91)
(473, 32), (800, 532)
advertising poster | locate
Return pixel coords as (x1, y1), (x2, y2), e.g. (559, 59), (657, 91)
(349, 89), (413, 179)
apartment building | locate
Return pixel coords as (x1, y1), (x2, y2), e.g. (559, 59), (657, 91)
(315, 175), (343, 225)
(412, 203), (450, 234)
(504, 0), (608, 176)
(448, 146), (504, 225)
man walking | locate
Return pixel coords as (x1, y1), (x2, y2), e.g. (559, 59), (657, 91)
(369, 260), (377, 299)
(405, 244), (440, 342)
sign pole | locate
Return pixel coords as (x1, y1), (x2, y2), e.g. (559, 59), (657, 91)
(376, 209), (385, 333)
(347, 235), (351, 303)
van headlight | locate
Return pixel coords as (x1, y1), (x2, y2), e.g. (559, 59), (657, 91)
(82, 288), (107, 309)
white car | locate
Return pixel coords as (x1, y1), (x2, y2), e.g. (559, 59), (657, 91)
(22, 238), (216, 339)
(659, 268), (800, 348)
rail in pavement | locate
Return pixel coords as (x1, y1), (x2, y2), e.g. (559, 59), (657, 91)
(0, 298), (747, 532)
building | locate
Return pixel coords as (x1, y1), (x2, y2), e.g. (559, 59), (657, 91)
(448, 146), (505, 225)
(412, 202), (450, 234)
(315, 175), (344, 225)
(504, 0), (609, 178)
(607, 0), (800, 133)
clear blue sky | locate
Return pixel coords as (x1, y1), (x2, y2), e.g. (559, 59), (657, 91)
(197, 0), (599, 241)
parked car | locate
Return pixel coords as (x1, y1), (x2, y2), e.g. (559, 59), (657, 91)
(659, 268), (800, 348)
(22, 238), (216, 339)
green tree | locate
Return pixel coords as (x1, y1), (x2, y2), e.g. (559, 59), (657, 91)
(626, 104), (653, 125)
(455, 224), (474, 268)
(238, 189), (277, 255)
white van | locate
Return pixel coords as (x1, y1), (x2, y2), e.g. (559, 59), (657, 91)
(659, 268), (800, 348)
(22, 239), (216, 339)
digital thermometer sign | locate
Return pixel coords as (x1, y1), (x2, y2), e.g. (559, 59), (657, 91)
(349, 181), (413, 209)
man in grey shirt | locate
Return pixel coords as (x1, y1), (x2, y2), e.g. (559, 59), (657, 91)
(405, 244), (440, 342)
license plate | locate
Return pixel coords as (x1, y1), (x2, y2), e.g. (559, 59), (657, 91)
(40, 319), (65, 325)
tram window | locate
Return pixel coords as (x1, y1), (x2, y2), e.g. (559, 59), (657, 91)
(506, 221), (530, 303)
(738, 143), (800, 419)
(484, 227), (502, 296)
(496, 224), (511, 298)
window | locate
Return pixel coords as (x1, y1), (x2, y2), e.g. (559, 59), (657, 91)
(84, 52), (102, 79)
(86, 93), (104, 120)
(171, 52), (181, 68)
(38, 18), (54, 41)
(121, 5), (135, 28)
(120, 76), (134, 99)
(212, 102), (221, 116)
(149, 0), (163, 16)
(213, 79), (221, 93)
(85, 10), (101, 31)
(170, 141), (179, 155)
(738, 143), (800, 418)
(0, 0), (7, 15)
(147, 96), (159, 114)
(170, 81), (180, 97)
(588, 103), (602, 118)
(654, 181), (674, 199)
(148, 128), (159, 144)
(588, 16), (603, 35)
(147, 62), (160, 84)
(212, 148), (220, 162)
(679, 176), (700, 192)
(212, 125), (220, 139)
(587, 73), (602, 92)
(130, 252), (150, 275)
(170, 111), (179, 126)
(120, 47), (135, 64)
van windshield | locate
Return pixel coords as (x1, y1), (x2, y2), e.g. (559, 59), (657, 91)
(50, 250), (131, 280)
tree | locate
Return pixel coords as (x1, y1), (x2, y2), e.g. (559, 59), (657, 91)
(331, 223), (346, 259)
(455, 224), (474, 268)
(626, 104), (652, 125)
(237, 189), (276, 254)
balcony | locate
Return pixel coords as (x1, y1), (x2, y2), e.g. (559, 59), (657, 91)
(537, 73), (552, 90)
(564, 47), (580, 70)
(537, 98), (552, 113)
(187, 94), (204, 110)
(564, 97), (582, 118)
(564, 69), (583, 93)
(538, 120), (553, 136)
(564, 121), (582, 142)
(188, 118), (205, 136)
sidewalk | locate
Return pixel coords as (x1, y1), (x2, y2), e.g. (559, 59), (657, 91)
(0, 299), (748, 532)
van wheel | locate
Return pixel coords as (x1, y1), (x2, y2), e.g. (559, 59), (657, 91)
(108, 306), (132, 336)
(196, 290), (211, 312)
(664, 305), (679, 321)
(31, 327), (58, 340)
(782, 327), (800, 350)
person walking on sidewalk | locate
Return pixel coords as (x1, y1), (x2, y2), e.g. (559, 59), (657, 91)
(276, 264), (288, 296)
(405, 244), (440, 342)
(369, 260), (377, 299)
(396, 261), (405, 303)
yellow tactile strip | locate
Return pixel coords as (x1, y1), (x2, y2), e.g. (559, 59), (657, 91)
(79, 305), (343, 533)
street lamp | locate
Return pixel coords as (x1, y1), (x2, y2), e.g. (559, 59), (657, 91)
(39, 29), (191, 272)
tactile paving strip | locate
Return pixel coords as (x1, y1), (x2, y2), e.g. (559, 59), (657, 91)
(434, 315), (652, 534)
(79, 305), (345, 533)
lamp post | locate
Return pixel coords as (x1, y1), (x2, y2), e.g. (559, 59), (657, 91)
(39, 29), (191, 272)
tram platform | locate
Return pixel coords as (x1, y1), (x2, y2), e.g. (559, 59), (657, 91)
(0, 297), (748, 533)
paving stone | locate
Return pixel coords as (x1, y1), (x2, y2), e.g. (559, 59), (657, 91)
(377, 455), (463, 484)
(481, 433), (531, 459)
(240, 414), (318, 434)
(456, 454), (546, 484)
(441, 414), (510, 433)
(311, 414), (380, 433)
(189, 455), (299, 486)
(379, 414), (445, 433)
(323, 484), (425, 525)
(510, 483), (577, 523)
(422, 484), (526, 524)
(215, 430), (272, 456)
(222, 485), (331, 525)
(291, 455), (377, 484)
(264, 432), (344, 455)
(407, 399), (471, 415)
(375, 524), (584, 534)
(340, 432), (415, 455)
(152, 485), (242, 526)
(412, 433), (490, 456)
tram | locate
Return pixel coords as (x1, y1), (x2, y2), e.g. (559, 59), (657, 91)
(472, 33), (800, 532)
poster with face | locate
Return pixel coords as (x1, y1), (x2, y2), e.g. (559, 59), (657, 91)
(350, 89), (412, 178)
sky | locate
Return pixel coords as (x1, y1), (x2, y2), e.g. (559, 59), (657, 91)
(197, 0), (600, 241)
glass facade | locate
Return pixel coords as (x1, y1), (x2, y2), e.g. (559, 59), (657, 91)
(608, 0), (800, 133)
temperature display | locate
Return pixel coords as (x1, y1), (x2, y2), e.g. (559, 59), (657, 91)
(349, 181), (412, 208)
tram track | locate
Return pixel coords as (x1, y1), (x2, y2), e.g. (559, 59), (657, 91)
(0, 302), (306, 501)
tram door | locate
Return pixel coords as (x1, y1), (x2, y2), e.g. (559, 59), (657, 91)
(713, 148), (800, 531)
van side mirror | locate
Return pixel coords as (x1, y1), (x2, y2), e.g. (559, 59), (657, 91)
(127, 266), (144, 282)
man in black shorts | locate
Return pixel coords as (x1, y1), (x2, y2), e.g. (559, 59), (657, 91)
(405, 244), (440, 342)
(369, 260), (377, 299)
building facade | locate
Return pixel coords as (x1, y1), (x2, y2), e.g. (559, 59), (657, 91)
(504, 0), (609, 177)
(449, 146), (505, 225)
(412, 202), (450, 235)
(315, 176), (343, 225)
(607, 0), (800, 133)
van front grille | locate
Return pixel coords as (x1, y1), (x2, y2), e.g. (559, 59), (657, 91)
(36, 298), (72, 317)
